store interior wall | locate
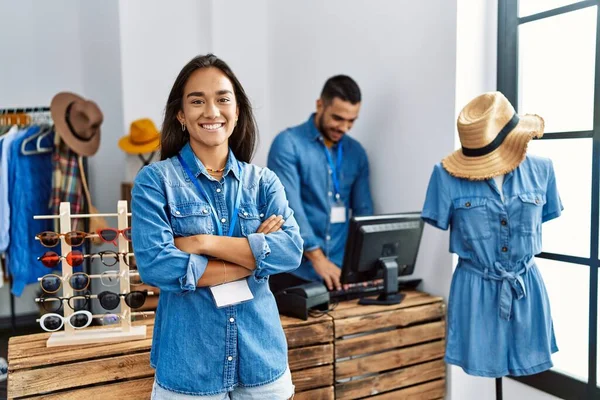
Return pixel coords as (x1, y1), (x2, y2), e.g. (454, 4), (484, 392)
(0, 0), (559, 398)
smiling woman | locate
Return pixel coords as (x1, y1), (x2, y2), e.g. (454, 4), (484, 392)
(160, 55), (256, 163)
(131, 54), (303, 400)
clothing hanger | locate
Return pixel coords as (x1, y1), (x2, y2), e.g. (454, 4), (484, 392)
(20, 110), (54, 155)
(20, 125), (53, 155)
(0, 110), (17, 136)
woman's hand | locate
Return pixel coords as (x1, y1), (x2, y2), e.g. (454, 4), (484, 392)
(256, 214), (285, 234)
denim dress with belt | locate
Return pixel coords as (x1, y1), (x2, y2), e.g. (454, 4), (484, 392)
(422, 155), (563, 377)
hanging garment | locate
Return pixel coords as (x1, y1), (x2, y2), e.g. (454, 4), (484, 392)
(7, 126), (54, 295)
(422, 155), (563, 378)
(50, 136), (84, 231)
(0, 125), (20, 253)
(0, 125), (20, 289)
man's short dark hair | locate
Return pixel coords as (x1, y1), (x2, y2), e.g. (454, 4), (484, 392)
(320, 75), (361, 105)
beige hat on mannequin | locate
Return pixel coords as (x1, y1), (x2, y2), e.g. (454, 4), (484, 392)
(50, 92), (103, 156)
(442, 91), (544, 181)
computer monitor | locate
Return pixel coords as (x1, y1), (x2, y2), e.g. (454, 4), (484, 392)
(341, 212), (424, 305)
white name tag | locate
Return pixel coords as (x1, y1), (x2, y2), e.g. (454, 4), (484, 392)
(210, 279), (254, 308)
(331, 206), (347, 224)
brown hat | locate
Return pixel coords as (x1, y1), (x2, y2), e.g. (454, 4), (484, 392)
(442, 92), (544, 181)
(118, 118), (160, 154)
(50, 92), (102, 156)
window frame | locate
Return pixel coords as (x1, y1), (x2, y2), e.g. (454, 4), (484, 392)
(498, 1), (600, 398)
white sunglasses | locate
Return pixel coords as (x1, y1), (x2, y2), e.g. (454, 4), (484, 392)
(38, 310), (93, 332)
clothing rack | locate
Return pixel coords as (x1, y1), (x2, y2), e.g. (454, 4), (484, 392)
(0, 106), (50, 113)
(0, 106), (90, 332)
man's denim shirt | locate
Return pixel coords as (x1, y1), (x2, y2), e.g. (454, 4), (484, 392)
(268, 114), (373, 281)
(131, 143), (303, 395)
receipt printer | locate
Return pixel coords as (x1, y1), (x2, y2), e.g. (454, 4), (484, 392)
(274, 281), (330, 320)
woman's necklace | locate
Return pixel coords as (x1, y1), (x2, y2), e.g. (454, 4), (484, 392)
(206, 166), (226, 173)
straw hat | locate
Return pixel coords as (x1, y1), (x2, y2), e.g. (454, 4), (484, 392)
(442, 92), (544, 181)
(118, 118), (160, 154)
(51, 92), (102, 156)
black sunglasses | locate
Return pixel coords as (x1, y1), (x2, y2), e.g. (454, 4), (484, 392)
(97, 290), (148, 310)
(36, 292), (91, 313)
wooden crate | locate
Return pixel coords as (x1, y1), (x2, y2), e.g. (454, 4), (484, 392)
(330, 291), (446, 400)
(8, 315), (335, 399)
(281, 314), (335, 400)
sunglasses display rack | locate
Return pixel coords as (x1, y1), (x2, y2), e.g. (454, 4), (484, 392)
(34, 200), (150, 347)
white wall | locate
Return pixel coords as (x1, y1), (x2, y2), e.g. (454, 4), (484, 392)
(79, 0), (125, 218)
(118, 0), (212, 181)
(211, 0), (271, 166)
(0, 0), (86, 317)
(267, 0), (457, 301)
(0, 0), (84, 107)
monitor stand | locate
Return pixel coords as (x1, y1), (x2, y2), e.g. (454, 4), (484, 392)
(358, 257), (405, 306)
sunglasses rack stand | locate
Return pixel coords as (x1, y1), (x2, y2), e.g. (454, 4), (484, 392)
(34, 200), (147, 347)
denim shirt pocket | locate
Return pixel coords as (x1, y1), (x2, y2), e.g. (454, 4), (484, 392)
(238, 204), (265, 237)
(169, 202), (215, 236)
(518, 192), (546, 236)
(453, 197), (491, 240)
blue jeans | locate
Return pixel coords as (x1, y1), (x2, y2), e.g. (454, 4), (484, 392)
(151, 367), (294, 399)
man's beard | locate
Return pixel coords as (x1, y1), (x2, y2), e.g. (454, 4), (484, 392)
(317, 114), (338, 142)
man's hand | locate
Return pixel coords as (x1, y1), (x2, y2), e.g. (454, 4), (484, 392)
(256, 214), (285, 234)
(305, 248), (341, 291)
(313, 257), (342, 291)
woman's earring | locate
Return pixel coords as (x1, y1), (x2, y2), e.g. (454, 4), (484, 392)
(181, 121), (186, 132)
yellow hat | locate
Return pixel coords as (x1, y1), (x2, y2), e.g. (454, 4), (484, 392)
(118, 118), (160, 154)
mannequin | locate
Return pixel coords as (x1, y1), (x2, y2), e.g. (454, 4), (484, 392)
(421, 92), (563, 389)
(492, 175), (504, 201)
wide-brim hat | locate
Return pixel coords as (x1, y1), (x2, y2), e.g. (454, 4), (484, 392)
(50, 92), (102, 157)
(118, 118), (160, 154)
(442, 91), (544, 180)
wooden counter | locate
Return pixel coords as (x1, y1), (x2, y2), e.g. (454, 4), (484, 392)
(7, 291), (444, 399)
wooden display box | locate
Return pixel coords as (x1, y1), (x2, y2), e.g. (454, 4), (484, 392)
(7, 291), (444, 399)
(330, 291), (446, 400)
(7, 315), (334, 399)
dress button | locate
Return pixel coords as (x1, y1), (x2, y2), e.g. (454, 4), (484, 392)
(326, 235), (331, 241)
(535, 198), (540, 204)
(175, 210), (181, 215)
(259, 213), (264, 218)
(328, 191), (332, 197)
(465, 202), (471, 207)
(243, 212), (248, 216)
(221, 218), (226, 223)
(501, 220), (507, 226)
(501, 246), (508, 252)
(227, 356), (233, 361)
(229, 317), (235, 323)
(216, 188), (222, 193)
(203, 209), (208, 214)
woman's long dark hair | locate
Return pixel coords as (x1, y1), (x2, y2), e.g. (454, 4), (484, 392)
(160, 54), (258, 162)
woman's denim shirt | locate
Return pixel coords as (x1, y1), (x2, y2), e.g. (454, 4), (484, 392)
(131, 143), (303, 395)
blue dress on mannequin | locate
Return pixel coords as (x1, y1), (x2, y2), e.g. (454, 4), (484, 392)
(422, 155), (563, 377)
